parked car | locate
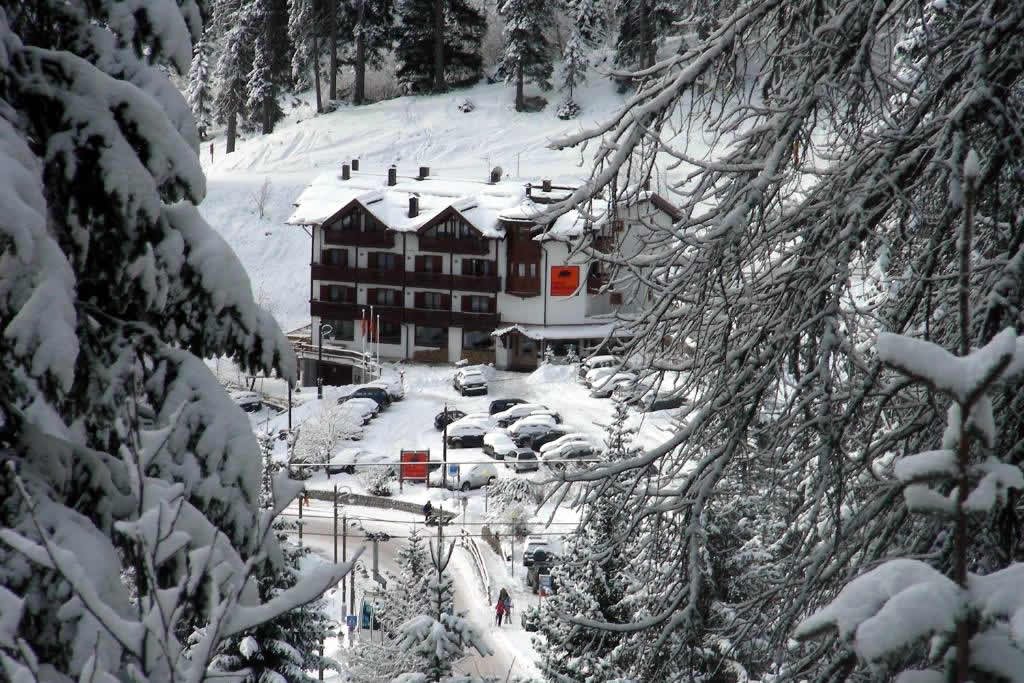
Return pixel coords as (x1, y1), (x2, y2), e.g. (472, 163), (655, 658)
(445, 420), (488, 448)
(578, 355), (620, 379)
(230, 390), (263, 413)
(493, 403), (561, 428)
(453, 368), (488, 396)
(434, 408), (467, 430)
(584, 364), (623, 388)
(529, 427), (572, 451)
(643, 393), (687, 412)
(446, 462), (499, 491)
(505, 447), (539, 472)
(483, 431), (517, 460)
(326, 447), (390, 474)
(538, 433), (594, 455)
(488, 398), (528, 415)
(523, 536), (552, 567)
(339, 386), (391, 409)
(542, 442), (602, 470)
(508, 414), (558, 446)
(365, 379), (404, 401)
(590, 371), (637, 398)
(338, 397), (379, 424)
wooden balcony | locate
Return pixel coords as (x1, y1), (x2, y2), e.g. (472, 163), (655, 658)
(311, 264), (405, 286)
(417, 236), (490, 255)
(405, 270), (500, 292)
(506, 277), (541, 297)
(588, 272), (610, 294)
(312, 300), (498, 329)
(323, 229), (395, 248)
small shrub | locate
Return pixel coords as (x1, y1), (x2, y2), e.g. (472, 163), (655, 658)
(556, 97), (581, 120)
(361, 465), (396, 497)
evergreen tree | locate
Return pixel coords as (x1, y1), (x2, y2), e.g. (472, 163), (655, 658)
(0, 1), (350, 679)
(247, 0), (285, 134)
(188, 33), (215, 140)
(288, 0), (324, 111)
(343, 0), (395, 104)
(613, 0), (674, 71)
(534, 401), (635, 680)
(395, 0), (485, 93)
(211, 435), (337, 682)
(214, 0), (254, 152)
(497, 0), (554, 112)
(377, 528), (433, 633)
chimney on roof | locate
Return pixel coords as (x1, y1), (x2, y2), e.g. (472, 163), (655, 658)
(542, 179), (552, 192)
(387, 166), (397, 186)
(352, 159), (360, 171)
(489, 166), (503, 184)
(418, 166), (430, 180)
(342, 163), (350, 180)
(525, 182), (532, 198)
(408, 196), (419, 218)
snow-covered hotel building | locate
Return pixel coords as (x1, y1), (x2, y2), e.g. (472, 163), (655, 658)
(287, 161), (679, 383)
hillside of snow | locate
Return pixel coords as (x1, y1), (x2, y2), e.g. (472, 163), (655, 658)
(197, 77), (634, 331)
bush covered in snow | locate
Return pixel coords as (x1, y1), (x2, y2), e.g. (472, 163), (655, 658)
(360, 465), (397, 497)
(290, 403), (364, 476)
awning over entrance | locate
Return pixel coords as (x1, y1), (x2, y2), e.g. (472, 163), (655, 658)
(491, 322), (623, 341)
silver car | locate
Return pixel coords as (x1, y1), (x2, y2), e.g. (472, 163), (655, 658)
(505, 448), (539, 472)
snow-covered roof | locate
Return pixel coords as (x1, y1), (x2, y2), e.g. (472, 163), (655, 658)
(287, 168), (533, 238)
(492, 321), (625, 340)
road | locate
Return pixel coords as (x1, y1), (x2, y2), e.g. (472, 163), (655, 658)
(282, 500), (530, 679)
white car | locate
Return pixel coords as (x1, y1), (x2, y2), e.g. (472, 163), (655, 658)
(326, 447), (390, 474)
(453, 368), (488, 396)
(493, 403), (561, 428)
(338, 397), (379, 424)
(589, 371), (637, 398)
(455, 412), (494, 427)
(539, 433), (594, 455)
(585, 365), (622, 388)
(505, 447), (539, 472)
(542, 442), (603, 470)
(446, 420), (488, 448)
(483, 431), (517, 460)
(446, 462), (499, 491)
(578, 354), (620, 379)
(508, 414), (558, 445)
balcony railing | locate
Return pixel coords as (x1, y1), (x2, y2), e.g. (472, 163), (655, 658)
(311, 264), (405, 286)
(506, 277), (541, 297)
(405, 270), (500, 292)
(323, 229), (395, 248)
(312, 299), (498, 329)
(417, 236), (490, 255)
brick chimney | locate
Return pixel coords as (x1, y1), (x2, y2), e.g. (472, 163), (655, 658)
(542, 179), (552, 192)
(351, 158), (360, 171)
(387, 166), (397, 186)
(342, 163), (350, 180)
(489, 167), (502, 183)
(418, 166), (430, 180)
(408, 196), (419, 218)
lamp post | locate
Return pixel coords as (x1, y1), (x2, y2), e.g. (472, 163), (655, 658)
(317, 322), (333, 399)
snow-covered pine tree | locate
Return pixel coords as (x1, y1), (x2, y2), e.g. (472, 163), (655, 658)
(214, 0), (254, 152)
(534, 400), (636, 680)
(0, 2), (353, 680)
(612, 0), (674, 72)
(210, 435), (338, 682)
(344, 0), (395, 104)
(557, 28), (587, 119)
(188, 33), (216, 140)
(392, 538), (492, 681)
(496, 0), (554, 112)
(395, 0), (485, 93)
(247, 0), (286, 134)
(288, 0), (325, 110)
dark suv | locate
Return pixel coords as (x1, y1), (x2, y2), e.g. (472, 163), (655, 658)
(339, 386), (391, 409)
(488, 398), (527, 415)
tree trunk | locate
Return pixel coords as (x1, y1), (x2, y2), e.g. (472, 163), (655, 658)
(515, 63), (524, 112)
(313, 34), (323, 113)
(329, 0), (338, 100)
(353, 0), (366, 104)
(262, 99), (272, 135)
(432, 0), (444, 92)
(226, 110), (237, 153)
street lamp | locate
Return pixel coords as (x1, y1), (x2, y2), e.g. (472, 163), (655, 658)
(317, 322), (333, 399)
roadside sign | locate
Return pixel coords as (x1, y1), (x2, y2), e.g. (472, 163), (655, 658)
(539, 574), (553, 596)
(399, 450), (429, 490)
(447, 463), (460, 479)
(346, 615), (357, 633)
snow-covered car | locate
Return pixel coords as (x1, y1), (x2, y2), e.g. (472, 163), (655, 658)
(489, 398), (528, 415)
(505, 447), (539, 473)
(482, 431), (517, 460)
(578, 355), (620, 379)
(542, 442), (603, 470)
(338, 397), (379, 424)
(584, 364), (622, 388)
(529, 427), (572, 451)
(434, 408), (467, 430)
(445, 462), (499, 491)
(493, 403), (561, 428)
(523, 536), (552, 567)
(508, 414), (558, 446)
(230, 390), (263, 413)
(445, 420), (488, 448)
(589, 371), (637, 398)
(338, 385), (391, 408)
(365, 378), (405, 401)
(326, 447), (390, 474)
(453, 369), (488, 396)
(539, 433), (594, 455)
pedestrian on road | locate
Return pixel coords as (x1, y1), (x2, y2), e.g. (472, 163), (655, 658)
(495, 599), (505, 626)
(423, 500), (433, 525)
(504, 596), (513, 625)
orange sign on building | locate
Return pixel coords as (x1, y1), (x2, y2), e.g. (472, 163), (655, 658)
(550, 266), (580, 296)
(399, 450), (429, 489)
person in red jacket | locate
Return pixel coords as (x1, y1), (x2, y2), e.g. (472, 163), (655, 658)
(495, 598), (506, 626)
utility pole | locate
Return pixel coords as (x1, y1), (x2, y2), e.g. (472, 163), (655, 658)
(333, 485), (338, 563)
(298, 492), (304, 546)
(342, 514), (348, 609)
(287, 385), (292, 430)
(441, 404), (448, 490)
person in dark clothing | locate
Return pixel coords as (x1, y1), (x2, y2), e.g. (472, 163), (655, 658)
(495, 599), (505, 626)
(423, 500), (433, 524)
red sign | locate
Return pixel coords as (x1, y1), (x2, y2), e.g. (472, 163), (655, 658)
(550, 266), (580, 296)
(400, 450), (429, 481)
